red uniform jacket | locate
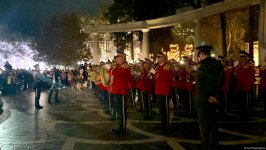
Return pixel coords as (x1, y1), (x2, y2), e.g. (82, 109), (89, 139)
(234, 62), (255, 92)
(178, 67), (190, 90)
(221, 67), (232, 92)
(140, 70), (154, 92)
(154, 62), (173, 96)
(171, 70), (179, 88)
(128, 77), (136, 89)
(136, 70), (143, 89)
(137, 70), (145, 90)
(112, 63), (132, 95)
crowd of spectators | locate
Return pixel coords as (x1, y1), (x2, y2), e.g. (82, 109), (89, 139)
(0, 61), (91, 96)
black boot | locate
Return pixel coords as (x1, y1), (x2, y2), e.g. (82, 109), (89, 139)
(35, 105), (43, 109)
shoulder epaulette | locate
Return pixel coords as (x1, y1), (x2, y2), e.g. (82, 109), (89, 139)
(163, 62), (172, 71)
(243, 63), (252, 69)
(185, 66), (193, 73)
(121, 63), (130, 69)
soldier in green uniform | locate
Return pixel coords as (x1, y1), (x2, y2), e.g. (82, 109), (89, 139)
(195, 45), (224, 150)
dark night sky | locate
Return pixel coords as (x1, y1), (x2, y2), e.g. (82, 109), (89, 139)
(0, 0), (113, 36)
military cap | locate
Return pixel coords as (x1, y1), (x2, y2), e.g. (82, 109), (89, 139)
(195, 45), (214, 57)
(182, 56), (191, 61)
(239, 50), (250, 58)
(169, 59), (176, 63)
(33, 63), (40, 68)
(116, 50), (126, 57)
(144, 58), (153, 64)
(217, 55), (228, 61)
(157, 52), (167, 58)
(106, 59), (112, 64)
(138, 59), (145, 63)
(190, 60), (197, 65)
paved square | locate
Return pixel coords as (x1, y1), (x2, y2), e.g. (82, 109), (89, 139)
(0, 88), (266, 150)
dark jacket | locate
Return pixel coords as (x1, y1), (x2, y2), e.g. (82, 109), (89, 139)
(195, 57), (224, 111)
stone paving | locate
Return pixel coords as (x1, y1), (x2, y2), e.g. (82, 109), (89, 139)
(0, 88), (266, 150)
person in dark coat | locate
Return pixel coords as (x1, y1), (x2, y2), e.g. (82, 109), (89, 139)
(195, 45), (224, 150)
(259, 65), (266, 117)
(48, 67), (61, 103)
(32, 64), (44, 109)
(4, 61), (12, 71)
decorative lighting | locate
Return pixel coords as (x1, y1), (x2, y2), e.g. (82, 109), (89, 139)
(180, 60), (184, 65)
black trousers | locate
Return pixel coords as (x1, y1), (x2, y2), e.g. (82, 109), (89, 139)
(157, 95), (170, 128)
(178, 89), (190, 115)
(171, 87), (178, 110)
(114, 94), (128, 132)
(48, 83), (59, 101)
(128, 88), (136, 107)
(260, 89), (266, 116)
(236, 90), (248, 121)
(197, 108), (219, 150)
(219, 91), (228, 113)
(143, 91), (152, 118)
(34, 88), (41, 107)
(109, 93), (116, 118)
(136, 88), (144, 111)
(101, 90), (109, 111)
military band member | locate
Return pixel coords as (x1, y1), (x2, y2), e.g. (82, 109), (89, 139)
(108, 58), (118, 120)
(141, 58), (154, 119)
(234, 50), (256, 121)
(95, 66), (101, 99)
(32, 64), (44, 109)
(195, 45), (224, 150)
(217, 55), (232, 114)
(154, 52), (173, 128)
(111, 50), (132, 134)
(128, 64), (137, 107)
(170, 59), (179, 111)
(178, 56), (193, 117)
(100, 62), (111, 113)
(136, 59), (145, 111)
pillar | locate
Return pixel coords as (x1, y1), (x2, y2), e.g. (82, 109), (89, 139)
(141, 29), (150, 59)
(194, 19), (202, 62)
(91, 32), (100, 65)
(259, 1), (266, 66)
(104, 32), (112, 60)
(0, 90), (3, 114)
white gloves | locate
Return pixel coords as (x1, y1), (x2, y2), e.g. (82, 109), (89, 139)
(150, 68), (156, 74)
(105, 64), (111, 70)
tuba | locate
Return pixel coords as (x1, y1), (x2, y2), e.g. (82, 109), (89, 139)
(100, 66), (111, 87)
